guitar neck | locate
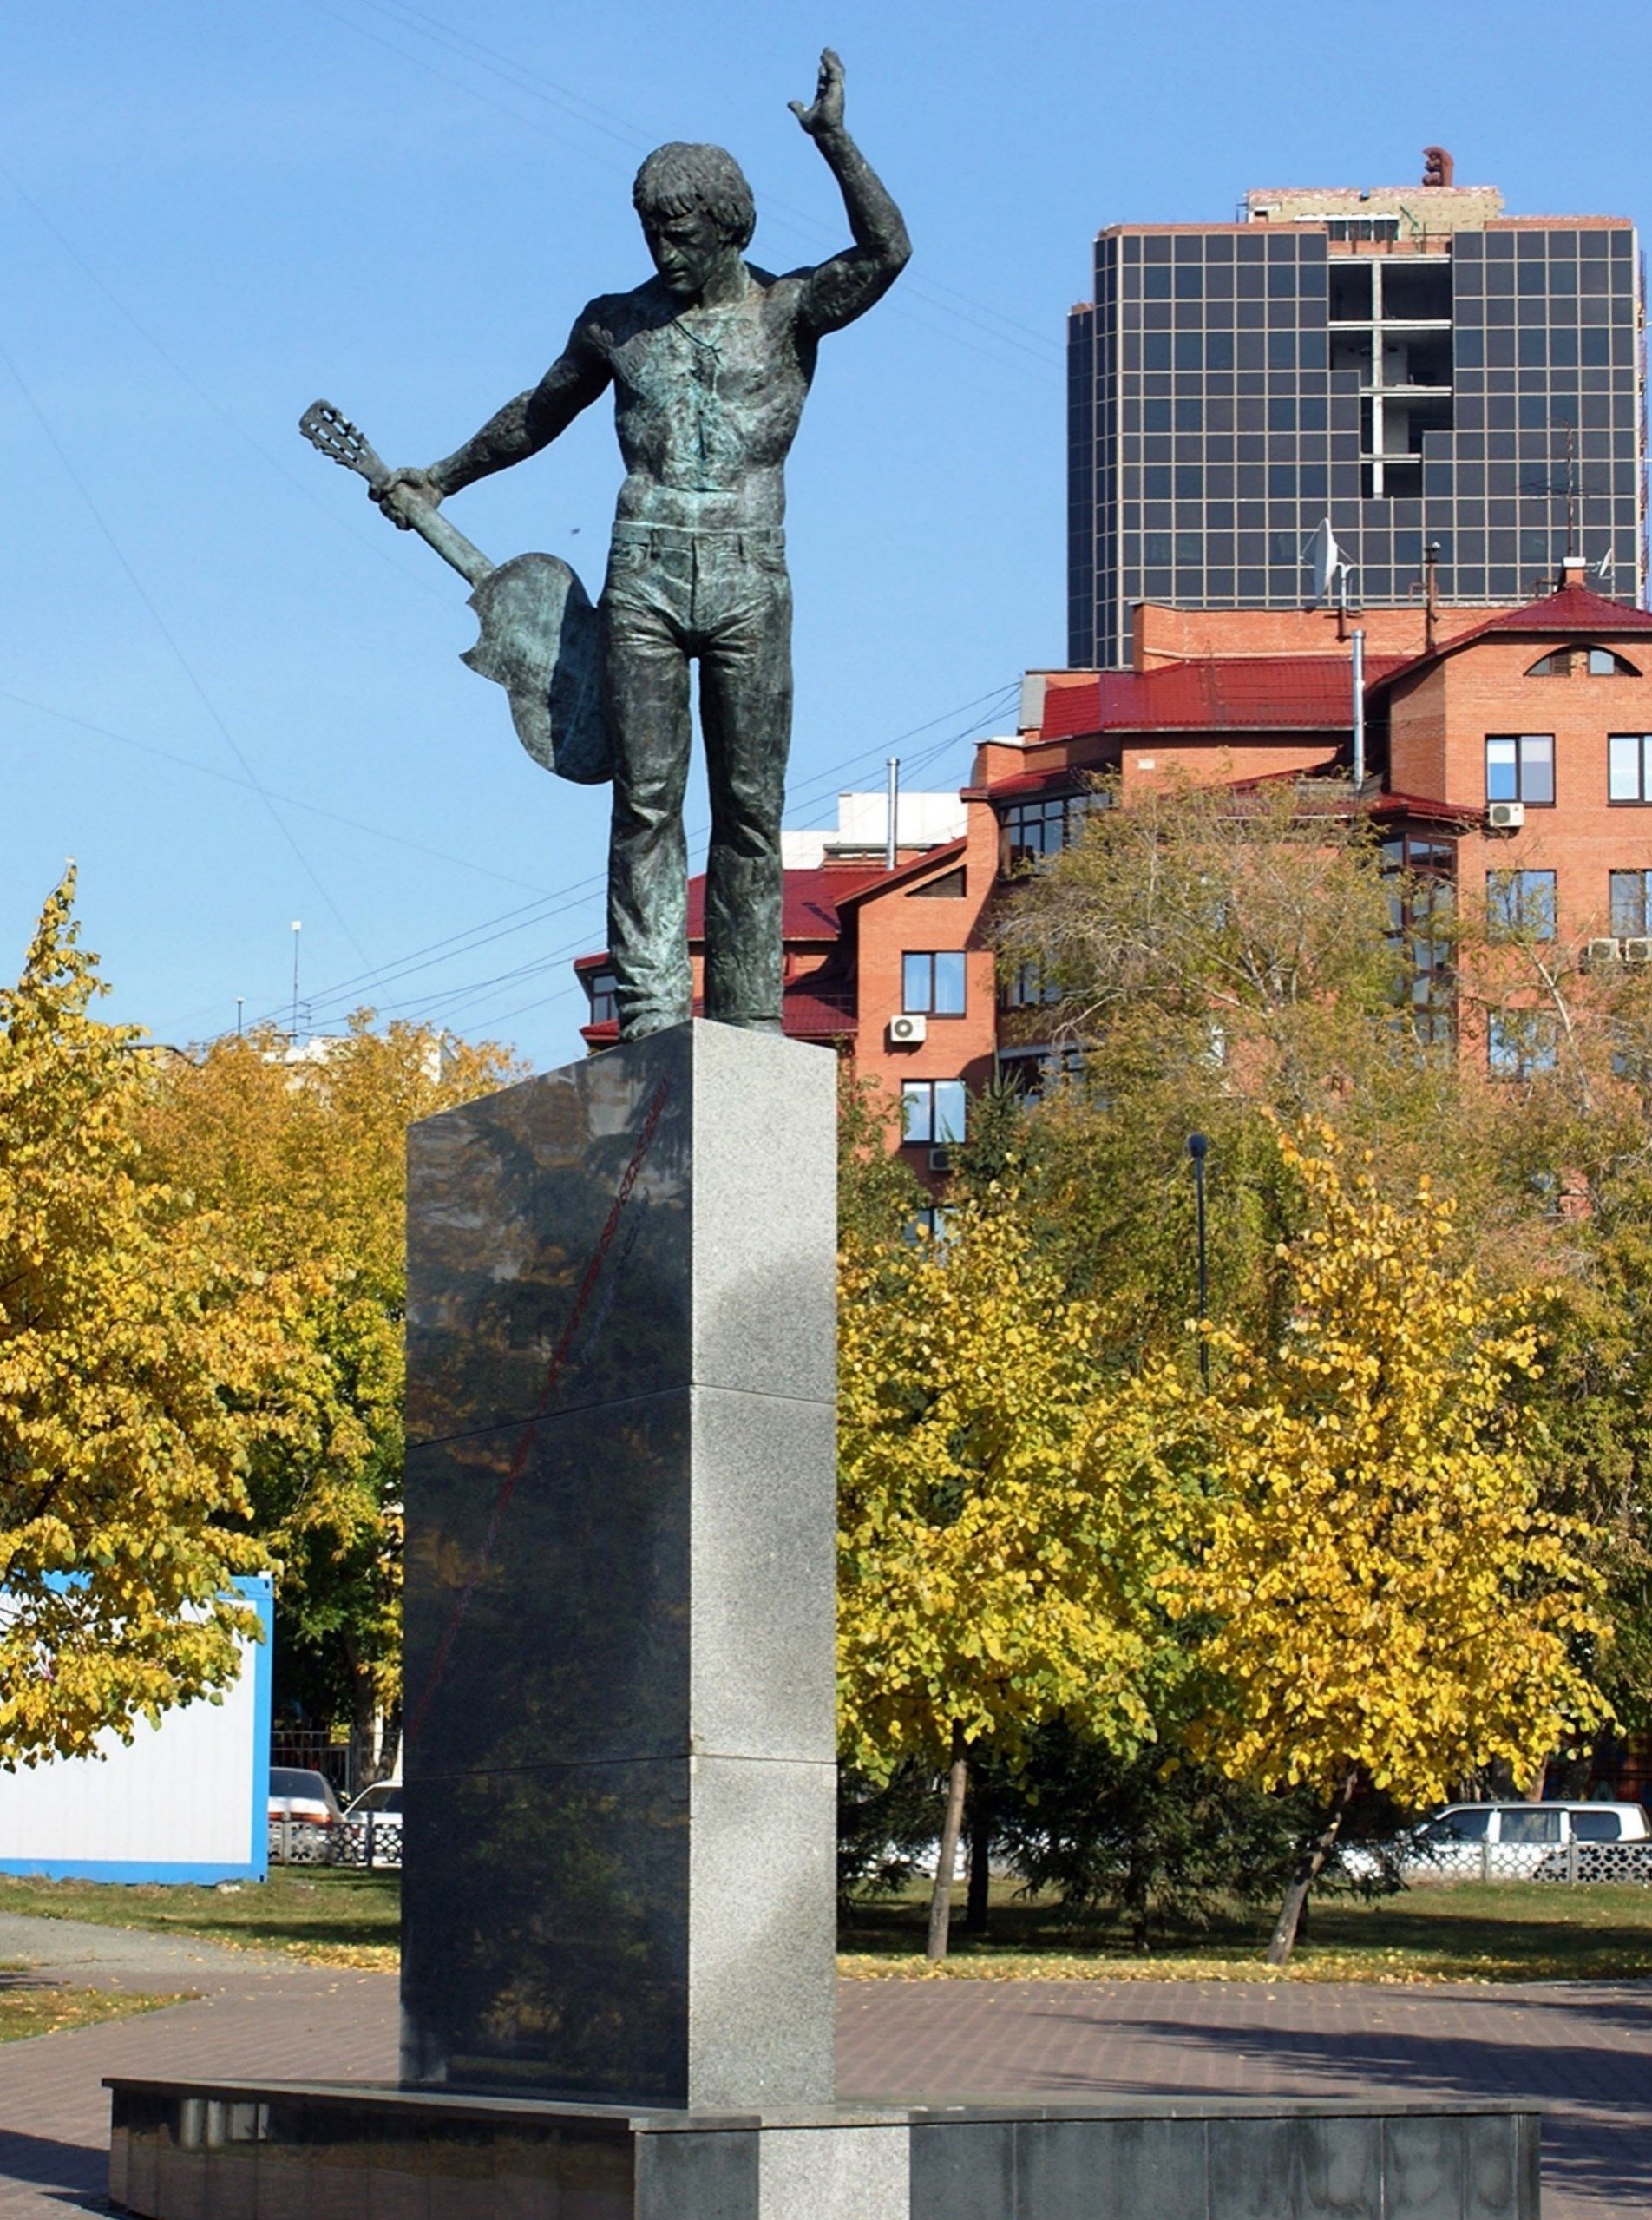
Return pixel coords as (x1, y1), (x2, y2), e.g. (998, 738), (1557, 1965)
(402, 503), (495, 591)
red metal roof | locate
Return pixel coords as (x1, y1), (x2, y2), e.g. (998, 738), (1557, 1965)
(579, 982), (856, 1047)
(1370, 585), (1652, 695)
(684, 864), (888, 942)
(1477, 583), (1652, 635)
(1039, 655), (1405, 739)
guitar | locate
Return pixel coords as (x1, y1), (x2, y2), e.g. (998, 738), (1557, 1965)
(299, 401), (611, 787)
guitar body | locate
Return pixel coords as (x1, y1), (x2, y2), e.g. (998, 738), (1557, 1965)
(460, 554), (613, 786)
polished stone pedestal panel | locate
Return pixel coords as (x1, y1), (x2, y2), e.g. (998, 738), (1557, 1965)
(106, 2079), (1542, 2220)
(399, 1023), (837, 2112)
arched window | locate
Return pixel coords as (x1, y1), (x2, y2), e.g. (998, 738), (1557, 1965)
(1526, 646), (1642, 676)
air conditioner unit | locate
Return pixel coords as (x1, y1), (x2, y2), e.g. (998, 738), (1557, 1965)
(1624, 937), (1652, 964)
(928, 1146), (956, 1173)
(888, 1012), (928, 1045)
(1486, 800), (1525, 831)
(1586, 937), (1623, 967)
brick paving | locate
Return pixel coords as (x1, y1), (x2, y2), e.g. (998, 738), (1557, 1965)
(0, 1917), (1645, 2217)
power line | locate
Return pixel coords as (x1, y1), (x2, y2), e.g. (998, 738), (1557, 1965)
(0, 685), (562, 896)
(0, 162), (457, 608)
(222, 680), (1017, 1040)
(0, 338), (374, 969)
(295, 0), (1059, 384)
(356, 0), (1063, 360)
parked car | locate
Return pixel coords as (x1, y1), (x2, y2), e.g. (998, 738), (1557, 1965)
(341, 1780), (403, 1869)
(1341, 1801), (1652, 1882)
(345, 1782), (402, 1819)
(268, 1766), (342, 1827)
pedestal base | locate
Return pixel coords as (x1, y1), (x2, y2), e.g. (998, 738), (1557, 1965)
(107, 2076), (1540, 2219)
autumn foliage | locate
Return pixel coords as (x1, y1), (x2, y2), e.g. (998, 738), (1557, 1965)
(0, 877), (283, 1765)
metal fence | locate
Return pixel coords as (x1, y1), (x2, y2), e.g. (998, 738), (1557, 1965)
(267, 1813), (402, 1869)
(1412, 1840), (1652, 1885)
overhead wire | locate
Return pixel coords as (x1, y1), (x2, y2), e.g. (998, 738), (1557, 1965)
(359, 0), (1064, 364)
(0, 685), (562, 897)
(0, 338), (375, 970)
(293, 0), (1059, 384)
(356, 0), (1061, 358)
(0, 164), (457, 607)
(223, 680), (1019, 1041)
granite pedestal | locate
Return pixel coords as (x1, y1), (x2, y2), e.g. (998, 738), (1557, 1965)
(398, 1022), (837, 2112)
(107, 2078), (1541, 2220)
(106, 1022), (1542, 2217)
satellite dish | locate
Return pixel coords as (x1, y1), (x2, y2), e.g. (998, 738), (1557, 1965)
(1308, 518), (1345, 605)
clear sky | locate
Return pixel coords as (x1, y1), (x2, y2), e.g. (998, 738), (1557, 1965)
(5, 0), (1651, 1068)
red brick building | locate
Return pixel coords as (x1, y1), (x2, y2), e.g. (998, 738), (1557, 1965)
(576, 568), (1652, 1164)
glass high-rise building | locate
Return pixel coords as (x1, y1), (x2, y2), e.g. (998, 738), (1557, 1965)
(1068, 175), (1645, 668)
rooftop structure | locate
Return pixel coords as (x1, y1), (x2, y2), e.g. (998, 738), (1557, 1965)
(1069, 154), (1646, 668)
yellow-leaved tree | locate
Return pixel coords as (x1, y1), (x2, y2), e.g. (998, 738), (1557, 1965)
(838, 1187), (1187, 1960)
(0, 876), (293, 1767)
(1161, 1123), (1609, 1964)
(136, 1015), (518, 1777)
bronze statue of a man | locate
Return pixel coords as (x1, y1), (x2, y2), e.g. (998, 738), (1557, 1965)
(376, 50), (909, 1041)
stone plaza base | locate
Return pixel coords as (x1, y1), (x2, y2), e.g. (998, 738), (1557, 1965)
(107, 2076), (1540, 2219)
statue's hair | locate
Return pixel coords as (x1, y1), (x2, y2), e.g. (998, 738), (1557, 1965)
(633, 142), (756, 251)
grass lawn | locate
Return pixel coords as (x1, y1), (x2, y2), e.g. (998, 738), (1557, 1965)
(0, 1871), (399, 1970)
(0, 1967), (193, 2041)
(840, 1878), (1652, 1983)
(4, 1868), (1651, 1983)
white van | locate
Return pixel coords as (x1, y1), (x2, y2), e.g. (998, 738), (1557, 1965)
(1343, 1801), (1651, 1881)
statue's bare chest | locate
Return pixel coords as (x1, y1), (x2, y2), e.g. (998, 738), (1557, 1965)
(607, 297), (806, 433)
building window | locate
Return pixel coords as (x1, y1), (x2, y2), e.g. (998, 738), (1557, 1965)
(997, 1047), (1085, 1101)
(905, 1204), (956, 1245)
(1486, 870), (1557, 941)
(1609, 734), (1652, 802)
(998, 791), (1105, 875)
(1610, 870), (1652, 936)
(902, 951), (967, 1016)
(1382, 832), (1456, 1043)
(1000, 960), (1061, 1010)
(1527, 646), (1641, 677)
(1485, 734), (1555, 805)
(901, 1079), (967, 1146)
(1488, 1010), (1559, 1080)
(585, 970), (619, 1024)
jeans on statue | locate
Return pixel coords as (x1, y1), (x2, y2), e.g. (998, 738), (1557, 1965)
(601, 523), (792, 1039)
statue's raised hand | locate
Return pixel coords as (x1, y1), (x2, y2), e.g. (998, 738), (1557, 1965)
(371, 465), (444, 531)
(790, 48), (845, 139)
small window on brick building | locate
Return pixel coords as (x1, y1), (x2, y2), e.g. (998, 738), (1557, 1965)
(1610, 870), (1652, 935)
(1485, 734), (1554, 805)
(1525, 647), (1640, 676)
(902, 951), (967, 1015)
(1488, 1010), (1559, 1080)
(901, 1078), (967, 1146)
(1486, 870), (1557, 941)
(1609, 735), (1652, 802)
(910, 868), (967, 899)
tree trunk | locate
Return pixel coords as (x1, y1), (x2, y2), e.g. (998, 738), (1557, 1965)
(965, 1804), (992, 1935)
(348, 1662), (377, 1796)
(1266, 1768), (1359, 1968)
(925, 1724), (969, 1964)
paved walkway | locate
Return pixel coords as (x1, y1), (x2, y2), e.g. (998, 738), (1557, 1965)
(0, 1916), (1645, 2217)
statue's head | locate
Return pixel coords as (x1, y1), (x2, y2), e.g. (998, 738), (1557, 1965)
(633, 142), (756, 295)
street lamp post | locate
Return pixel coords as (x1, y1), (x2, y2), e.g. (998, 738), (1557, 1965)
(1187, 1133), (1210, 1385)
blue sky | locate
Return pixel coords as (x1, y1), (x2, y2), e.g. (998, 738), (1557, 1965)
(5, 0), (1651, 1067)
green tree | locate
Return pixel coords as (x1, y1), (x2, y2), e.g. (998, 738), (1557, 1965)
(0, 876), (290, 1767)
